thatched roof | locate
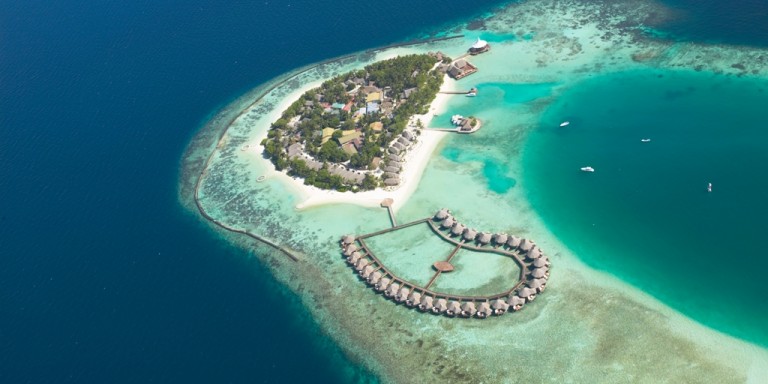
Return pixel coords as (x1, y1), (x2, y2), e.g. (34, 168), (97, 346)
(462, 228), (478, 241)
(361, 265), (374, 278)
(531, 268), (548, 279)
(477, 302), (492, 317)
(440, 216), (454, 229)
(419, 296), (434, 311)
(460, 302), (477, 317)
(344, 244), (358, 254)
(342, 235), (355, 244)
(533, 257), (549, 268)
(493, 233), (508, 245)
(491, 299), (509, 311)
(527, 278), (545, 290)
(507, 295), (525, 307)
(376, 278), (391, 291)
(477, 232), (492, 244)
(434, 209), (449, 220)
(433, 298), (448, 312)
(396, 287), (410, 301)
(451, 223), (466, 236)
(527, 246), (542, 260)
(387, 146), (400, 154)
(446, 301), (461, 315)
(385, 283), (400, 296)
(383, 166), (400, 173)
(354, 258), (367, 270)
(383, 178), (400, 186)
(407, 291), (422, 306)
(507, 236), (521, 248)
(388, 154), (402, 162)
(392, 142), (405, 151)
(519, 238), (534, 252)
(347, 252), (361, 264)
(518, 288), (536, 300)
(368, 271), (382, 284)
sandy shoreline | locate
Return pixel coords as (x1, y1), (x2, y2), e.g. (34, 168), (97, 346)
(245, 75), (458, 213)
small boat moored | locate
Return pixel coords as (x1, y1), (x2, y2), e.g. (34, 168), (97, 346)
(641, 138), (651, 142)
(580, 166), (595, 172)
(559, 121), (570, 127)
(708, 182), (712, 192)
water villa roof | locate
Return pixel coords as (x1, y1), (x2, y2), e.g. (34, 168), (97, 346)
(531, 268), (548, 279)
(446, 301), (461, 316)
(368, 271), (382, 284)
(419, 296), (434, 311)
(527, 246), (542, 260)
(434, 208), (450, 220)
(460, 302), (477, 317)
(339, 210), (550, 319)
(507, 235), (521, 249)
(491, 299), (509, 314)
(477, 232), (492, 245)
(407, 291), (422, 307)
(519, 238), (534, 252)
(477, 302), (492, 318)
(433, 298), (448, 313)
(527, 278), (545, 291)
(533, 257), (549, 268)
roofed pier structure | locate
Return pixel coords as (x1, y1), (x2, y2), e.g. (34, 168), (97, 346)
(468, 38), (490, 55)
(338, 208), (551, 319)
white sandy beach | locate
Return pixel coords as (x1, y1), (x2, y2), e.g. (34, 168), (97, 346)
(241, 74), (457, 213)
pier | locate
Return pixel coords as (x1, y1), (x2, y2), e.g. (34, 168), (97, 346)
(339, 208), (551, 318)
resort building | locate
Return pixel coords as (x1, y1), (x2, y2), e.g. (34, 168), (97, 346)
(448, 59), (478, 80)
(469, 38), (491, 55)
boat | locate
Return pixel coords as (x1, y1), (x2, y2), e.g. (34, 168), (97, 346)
(559, 121), (570, 127)
(580, 166), (595, 172)
(641, 138), (651, 142)
(466, 91), (477, 97)
(707, 182), (712, 192)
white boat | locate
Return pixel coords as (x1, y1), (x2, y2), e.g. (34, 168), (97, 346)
(560, 121), (570, 127)
(641, 138), (651, 142)
(466, 92), (477, 97)
(580, 166), (595, 172)
(707, 182), (712, 192)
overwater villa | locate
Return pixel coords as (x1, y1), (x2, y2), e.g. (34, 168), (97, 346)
(469, 38), (490, 55)
(339, 208), (551, 318)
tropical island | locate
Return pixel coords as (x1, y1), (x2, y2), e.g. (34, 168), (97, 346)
(261, 53), (451, 191)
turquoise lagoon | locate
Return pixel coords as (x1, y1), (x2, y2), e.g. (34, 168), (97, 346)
(522, 69), (768, 346)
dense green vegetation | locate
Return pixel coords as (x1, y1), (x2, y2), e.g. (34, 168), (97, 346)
(261, 53), (444, 191)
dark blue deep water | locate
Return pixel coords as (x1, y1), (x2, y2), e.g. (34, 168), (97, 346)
(0, 1), (506, 382)
(3, 0), (768, 382)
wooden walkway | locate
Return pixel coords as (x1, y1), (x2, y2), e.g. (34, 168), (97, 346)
(350, 218), (528, 303)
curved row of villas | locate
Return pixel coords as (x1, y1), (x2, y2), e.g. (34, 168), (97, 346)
(339, 212), (550, 318)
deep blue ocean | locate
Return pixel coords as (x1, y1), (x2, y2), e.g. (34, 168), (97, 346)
(2, 0), (767, 382)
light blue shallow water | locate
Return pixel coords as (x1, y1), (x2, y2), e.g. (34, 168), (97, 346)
(523, 69), (768, 346)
